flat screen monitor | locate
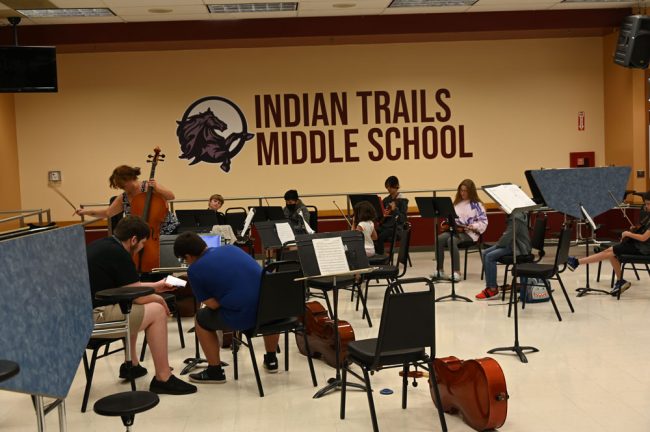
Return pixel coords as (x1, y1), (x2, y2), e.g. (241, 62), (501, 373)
(0, 46), (58, 93)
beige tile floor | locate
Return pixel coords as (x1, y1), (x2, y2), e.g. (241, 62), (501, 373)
(1, 248), (650, 432)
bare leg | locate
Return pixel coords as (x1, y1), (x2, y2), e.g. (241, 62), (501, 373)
(195, 319), (221, 366)
(263, 334), (280, 352)
(579, 248), (623, 280)
(137, 302), (172, 381)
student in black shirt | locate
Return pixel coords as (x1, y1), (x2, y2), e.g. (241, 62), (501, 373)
(374, 176), (408, 254)
(86, 215), (196, 395)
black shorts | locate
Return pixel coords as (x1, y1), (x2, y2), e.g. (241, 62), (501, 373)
(612, 241), (640, 257)
(196, 308), (231, 331)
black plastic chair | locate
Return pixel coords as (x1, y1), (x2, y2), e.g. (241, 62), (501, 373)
(83, 287), (154, 413)
(615, 254), (650, 299)
(512, 226), (575, 321)
(340, 278), (447, 432)
(357, 224), (412, 328)
(232, 261), (318, 397)
(368, 221), (399, 267)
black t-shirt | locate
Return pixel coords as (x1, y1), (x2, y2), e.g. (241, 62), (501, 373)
(86, 236), (139, 307)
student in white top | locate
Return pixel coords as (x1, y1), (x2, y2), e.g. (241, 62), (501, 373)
(352, 201), (377, 257)
(435, 179), (488, 281)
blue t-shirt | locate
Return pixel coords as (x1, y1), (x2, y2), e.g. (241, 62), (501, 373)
(187, 245), (262, 330)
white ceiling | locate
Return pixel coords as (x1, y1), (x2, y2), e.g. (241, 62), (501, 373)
(0, 0), (646, 25)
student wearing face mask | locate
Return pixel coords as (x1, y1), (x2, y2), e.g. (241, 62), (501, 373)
(283, 189), (310, 234)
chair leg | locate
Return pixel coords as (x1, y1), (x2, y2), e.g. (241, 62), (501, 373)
(361, 367), (379, 432)
(544, 280), (562, 322)
(233, 335), (239, 380)
(355, 281), (362, 311)
(322, 291), (334, 320)
(556, 275), (574, 313)
(139, 336), (147, 362)
(176, 311), (185, 349)
(357, 283), (373, 328)
(428, 362), (448, 432)
(81, 349), (99, 413)
(632, 264), (641, 280)
(402, 363), (408, 409)
(284, 331), (289, 372)
(300, 329), (318, 387)
(501, 264), (511, 302)
(463, 249), (469, 280)
(246, 334), (264, 397)
(596, 261), (602, 282)
(340, 362), (348, 420)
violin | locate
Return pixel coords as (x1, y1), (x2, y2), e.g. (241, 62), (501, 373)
(438, 220), (466, 235)
(129, 147), (168, 272)
(430, 356), (508, 432)
(295, 301), (355, 368)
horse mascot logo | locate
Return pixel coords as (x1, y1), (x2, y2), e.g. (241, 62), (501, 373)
(177, 96), (254, 173)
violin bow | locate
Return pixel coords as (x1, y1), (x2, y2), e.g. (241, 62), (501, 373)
(608, 190), (634, 226)
(48, 184), (79, 213)
(333, 200), (353, 228)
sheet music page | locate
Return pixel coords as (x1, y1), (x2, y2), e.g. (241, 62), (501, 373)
(580, 205), (597, 231)
(241, 208), (255, 236)
(275, 222), (296, 245)
(165, 275), (187, 287)
(312, 237), (350, 275)
(299, 212), (315, 234)
(485, 184), (536, 214)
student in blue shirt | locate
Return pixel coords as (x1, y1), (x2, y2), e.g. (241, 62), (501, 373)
(173, 232), (280, 383)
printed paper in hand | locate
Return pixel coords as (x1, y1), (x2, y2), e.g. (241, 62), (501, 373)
(312, 237), (350, 275)
(276, 222), (296, 245)
(484, 184), (536, 214)
(165, 275), (187, 287)
(241, 208), (255, 236)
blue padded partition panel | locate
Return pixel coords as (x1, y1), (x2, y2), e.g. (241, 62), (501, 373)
(530, 167), (631, 219)
(0, 225), (93, 398)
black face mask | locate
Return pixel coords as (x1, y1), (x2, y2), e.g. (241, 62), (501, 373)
(286, 204), (297, 212)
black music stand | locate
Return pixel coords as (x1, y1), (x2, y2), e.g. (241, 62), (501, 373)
(349, 194), (383, 221)
(417, 196), (471, 302)
(483, 183), (541, 363)
(296, 231), (374, 399)
(250, 206), (286, 222)
(576, 205), (610, 296)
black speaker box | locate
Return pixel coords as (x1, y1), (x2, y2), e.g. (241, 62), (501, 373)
(614, 15), (650, 69)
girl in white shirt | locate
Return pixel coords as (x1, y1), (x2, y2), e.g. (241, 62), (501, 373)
(353, 201), (378, 257)
(435, 179), (488, 281)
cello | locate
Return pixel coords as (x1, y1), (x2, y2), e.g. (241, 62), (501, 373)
(430, 356), (508, 432)
(130, 147), (169, 272)
(295, 301), (355, 368)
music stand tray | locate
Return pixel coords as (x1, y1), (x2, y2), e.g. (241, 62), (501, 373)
(295, 231), (370, 398)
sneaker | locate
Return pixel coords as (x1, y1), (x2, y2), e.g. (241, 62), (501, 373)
(189, 367), (226, 384)
(263, 353), (278, 373)
(451, 272), (461, 282)
(119, 363), (148, 380)
(567, 256), (579, 272)
(149, 375), (197, 395)
(475, 288), (499, 301)
(610, 279), (631, 296)
(432, 270), (447, 280)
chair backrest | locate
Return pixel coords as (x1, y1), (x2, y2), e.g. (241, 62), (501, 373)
(253, 261), (305, 331)
(386, 222), (400, 265)
(108, 196), (123, 235)
(306, 205), (318, 233)
(373, 278), (435, 367)
(225, 207), (248, 235)
(553, 226), (572, 270)
(530, 215), (547, 257)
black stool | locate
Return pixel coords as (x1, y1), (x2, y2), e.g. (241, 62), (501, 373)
(0, 359), (19, 382)
(94, 391), (159, 431)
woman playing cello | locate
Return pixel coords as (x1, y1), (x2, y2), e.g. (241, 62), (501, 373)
(76, 165), (179, 235)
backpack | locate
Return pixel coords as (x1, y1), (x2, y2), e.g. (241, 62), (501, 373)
(518, 277), (550, 303)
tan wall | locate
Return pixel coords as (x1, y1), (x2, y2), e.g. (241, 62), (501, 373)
(0, 93), (21, 213)
(14, 36), (606, 220)
(603, 32), (648, 194)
